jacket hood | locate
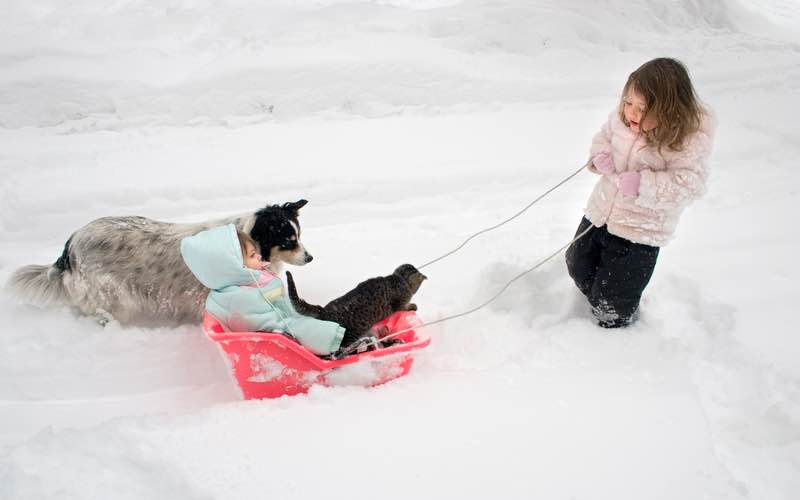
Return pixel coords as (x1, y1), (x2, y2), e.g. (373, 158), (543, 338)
(181, 224), (257, 290)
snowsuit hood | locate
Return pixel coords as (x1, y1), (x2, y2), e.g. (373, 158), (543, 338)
(181, 225), (344, 355)
(180, 223), (256, 290)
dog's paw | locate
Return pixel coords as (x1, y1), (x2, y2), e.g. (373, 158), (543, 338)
(93, 309), (114, 327)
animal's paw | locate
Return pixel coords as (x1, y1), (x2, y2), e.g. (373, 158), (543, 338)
(94, 309), (114, 327)
(380, 338), (404, 348)
(335, 335), (381, 359)
(404, 303), (418, 311)
(357, 335), (381, 352)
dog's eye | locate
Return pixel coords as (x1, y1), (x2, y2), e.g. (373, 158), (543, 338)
(280, 241), (298, 250)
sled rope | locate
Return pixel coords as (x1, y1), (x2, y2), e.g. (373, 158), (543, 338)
(340, 161), (601, 357)
(417, 162), (589, 270)
(348, 220), (594, 353)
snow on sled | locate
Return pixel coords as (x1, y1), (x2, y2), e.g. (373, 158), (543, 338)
(202, 311), (430, 399)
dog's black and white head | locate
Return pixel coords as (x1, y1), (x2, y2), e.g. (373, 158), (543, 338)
(249, 200), (312, 268)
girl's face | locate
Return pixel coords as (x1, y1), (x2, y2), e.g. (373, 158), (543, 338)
(623, 89), (657, 133)
(242, 241), (265, 270)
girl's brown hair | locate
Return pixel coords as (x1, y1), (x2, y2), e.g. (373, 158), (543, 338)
(619, 58), (703, 152)
(237, 230), (259, 258)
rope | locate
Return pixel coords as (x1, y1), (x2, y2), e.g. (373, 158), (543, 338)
(417, 162), (589, 270)
(337, 162), (595, 357)
(369, 221), (594, 348)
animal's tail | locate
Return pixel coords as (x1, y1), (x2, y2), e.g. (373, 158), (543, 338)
(7, 264), (70, 306)
(285, 271), (324, 318)
(7, 236), (73, 306)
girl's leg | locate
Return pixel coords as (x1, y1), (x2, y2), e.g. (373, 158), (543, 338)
(588, 231), (659, 328)
(565, 216), (601, 296)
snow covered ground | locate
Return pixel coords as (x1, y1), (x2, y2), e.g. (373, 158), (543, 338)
(1, 0), (799, 498)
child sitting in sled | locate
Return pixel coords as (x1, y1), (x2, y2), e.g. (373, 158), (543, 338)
(181, 224), (345, 356)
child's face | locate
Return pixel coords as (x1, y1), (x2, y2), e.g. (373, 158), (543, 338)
(623, 89), (657, 133)
(242, 241), (265, 270)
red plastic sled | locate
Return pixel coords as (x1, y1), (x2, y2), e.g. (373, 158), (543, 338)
(202, 311), (430, 399)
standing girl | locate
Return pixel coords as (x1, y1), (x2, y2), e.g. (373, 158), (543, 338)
(566, 58), (715, 328)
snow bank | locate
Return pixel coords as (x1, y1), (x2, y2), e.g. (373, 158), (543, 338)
(2, 1), (796, 129)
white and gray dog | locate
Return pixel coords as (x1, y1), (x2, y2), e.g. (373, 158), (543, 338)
(7, 200), (312, 327)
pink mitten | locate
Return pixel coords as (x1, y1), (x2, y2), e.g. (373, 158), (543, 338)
(618, 171), (641, 197)
(592, 152), (614, 174)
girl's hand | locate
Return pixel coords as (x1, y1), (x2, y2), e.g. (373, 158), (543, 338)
(592, 152), (615, 175)
(618, 171), (641, 197)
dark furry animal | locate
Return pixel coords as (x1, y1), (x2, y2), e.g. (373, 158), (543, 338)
(8, 200), (313, 327)
(286, 264), (427, 350)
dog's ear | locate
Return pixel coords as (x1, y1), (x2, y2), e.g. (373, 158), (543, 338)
(282, 199), (308, 215)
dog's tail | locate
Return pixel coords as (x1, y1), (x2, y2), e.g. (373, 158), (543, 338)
(7, 264), (70, 306)
(6, 237), (73, 306)
(285, 271), (324, 318)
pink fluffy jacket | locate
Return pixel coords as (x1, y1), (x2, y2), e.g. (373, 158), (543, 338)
(585, 109), (716, 247)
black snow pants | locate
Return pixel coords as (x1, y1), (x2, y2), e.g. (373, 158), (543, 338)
(565, 217), (659, 328)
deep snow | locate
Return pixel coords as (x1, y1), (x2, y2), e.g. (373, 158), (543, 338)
(1, 1), (799, 499)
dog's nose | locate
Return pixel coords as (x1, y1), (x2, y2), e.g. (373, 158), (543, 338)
(305, 254), (313, 263)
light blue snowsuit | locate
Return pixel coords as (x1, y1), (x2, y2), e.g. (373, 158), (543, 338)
(180, 224), (344, 355)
